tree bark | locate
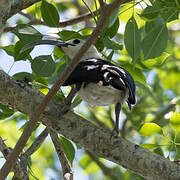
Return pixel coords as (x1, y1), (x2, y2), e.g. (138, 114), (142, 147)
(0, 70), (180, 179)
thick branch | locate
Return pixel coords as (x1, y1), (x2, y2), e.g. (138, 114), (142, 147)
(0, 71), (180, 179)
(0, 0), (129, 179)
(0, 0), (11, 33)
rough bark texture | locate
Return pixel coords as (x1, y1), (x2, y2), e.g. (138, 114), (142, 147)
(0, 0), (41, 34)
(0, 70), (180, 179)
(0, 0), (11, 33)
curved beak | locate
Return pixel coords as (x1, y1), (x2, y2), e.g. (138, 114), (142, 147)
(20, 40), (69, 53)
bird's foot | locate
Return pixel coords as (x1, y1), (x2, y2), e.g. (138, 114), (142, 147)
(110, 127), (119, 139)
(97, 81), (103, 86)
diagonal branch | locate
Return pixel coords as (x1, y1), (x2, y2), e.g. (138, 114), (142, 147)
(49, 129), (73, 180)
(0, 0), (131, 179)
(0, 137), (29, 180)
(0, 70), (180, 179)
(3, 10), (99, 33)
(24, 128), (48, 157)
(5, 0), (41, 21)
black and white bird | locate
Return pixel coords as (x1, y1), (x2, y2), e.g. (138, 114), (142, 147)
(23, 38), (136, 136)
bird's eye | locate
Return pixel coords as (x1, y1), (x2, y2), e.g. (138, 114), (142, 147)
(73, 39), (80, 44)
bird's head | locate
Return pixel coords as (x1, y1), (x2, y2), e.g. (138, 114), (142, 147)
(21, 38), (101, 60)
(58, 39), (101, 60)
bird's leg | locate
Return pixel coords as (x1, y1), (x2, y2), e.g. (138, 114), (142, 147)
(111, 102), (121, 138)
(59, 85), (79, 116)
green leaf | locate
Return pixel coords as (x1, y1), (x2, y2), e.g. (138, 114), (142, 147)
(170, 111), (180, 132)
(140, 6), (159, 21)
(31, 55), (56, 77)
(107, 6), (120, 27)
(0, 104), (14, 120)
(141, 144), (159, 150)
(159, 1), (179, 22)
(53, 46), (64, 60)
(59, 135), (75, 165)
(54, 89), (65, 102)
(106, 18), (119, 38)
(121, 64), (147, 86)
(104, 37), (123, 50)
(145, 16), (165, 33)
(34, 77), (48, 86)
(56, 56), (71, 76)
(142, 52), (170, 68)
(13, 72), (33, 83)
(79, 155), (100, 173)
(107, 50), (114, 61)
(153, 147), (164, 156)
(1, 45), (14, 56)
(14, 41), (32, 61)
(142, 24), (168, 60)
(72, 95), (82, 108)
(95, 38), (104, 52)
(13, 24), (43, 43)
(124, 16), (141, 61)
(161, 9), (179, 22)
(41, 0), (60, 27)
(139, 122), (163, 136)
(79, 155), (91, 168)
(58, 30), (83, 41)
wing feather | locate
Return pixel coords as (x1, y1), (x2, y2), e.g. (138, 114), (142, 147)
(63, 58), (136, 105)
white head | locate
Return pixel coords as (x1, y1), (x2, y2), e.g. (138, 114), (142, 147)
(60, 39), (101, 60)
(21, 38), (101, 60)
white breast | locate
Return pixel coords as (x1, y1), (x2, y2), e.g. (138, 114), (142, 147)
(78, 83), (128, 106)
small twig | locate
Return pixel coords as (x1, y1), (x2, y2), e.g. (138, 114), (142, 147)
(3, 10), (99, 33)
(86, 151), (119, 180)
(49, 129), (73, 180)
(19, 11), (36, 21)
(0, 137), (29, 180)
(89, 109), (110, 130)
(98, 0), (106, 11)
(82, 0), (97, 24)
(24, 128), (48, 157)
(4, 0), (41, 22)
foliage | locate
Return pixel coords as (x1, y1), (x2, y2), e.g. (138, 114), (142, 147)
(0, 0), (180, 179)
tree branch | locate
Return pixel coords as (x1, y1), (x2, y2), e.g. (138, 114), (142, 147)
(0, 0), (128, 179)
(6, 0), (41, 21)
(49, 129), (73, 180)
(98, 0), (105, 11)
(3, 10), (98, 33)
(0, 69), (180, 179)
(24, 128), (48, 157)
(0, 137), (29, 180)
(0, 0), (11, 33)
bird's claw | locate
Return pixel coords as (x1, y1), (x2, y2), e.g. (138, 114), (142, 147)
(110, 127), (119, 139)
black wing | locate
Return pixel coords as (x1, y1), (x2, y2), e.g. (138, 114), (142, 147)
(102, 65), (136, 106)
(63, 58), (105, 85)
(63, 58), (136, 105)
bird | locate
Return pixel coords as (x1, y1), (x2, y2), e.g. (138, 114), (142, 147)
(22, 38), (136, 137)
